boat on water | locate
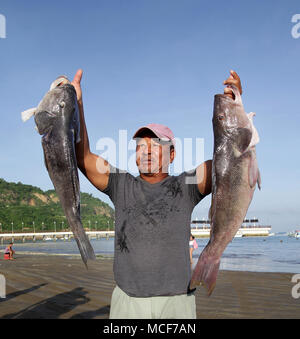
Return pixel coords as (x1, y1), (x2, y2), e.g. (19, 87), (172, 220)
(191, 218), (272, 238)
(234, 230), (243, 238)
(288, 230), (300, 239)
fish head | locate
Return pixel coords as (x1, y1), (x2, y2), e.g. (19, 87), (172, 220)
(34, 78), (80, 141)
(213, 84), (252, 154)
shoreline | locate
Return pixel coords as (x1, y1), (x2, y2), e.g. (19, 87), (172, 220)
(0, 254), (299, 319)
(0, 250), (114, 259)
(1, 250), (298, 275)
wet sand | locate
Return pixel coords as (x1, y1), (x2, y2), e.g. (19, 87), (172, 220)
(0, 254), (299, 319)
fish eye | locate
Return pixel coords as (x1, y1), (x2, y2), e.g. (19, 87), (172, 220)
(218, 114), (225, 121)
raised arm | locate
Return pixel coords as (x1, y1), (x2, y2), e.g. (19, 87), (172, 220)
(72, 69), (110, 191)
(196, 160), (212, 196)
(196, 70), (242, 195)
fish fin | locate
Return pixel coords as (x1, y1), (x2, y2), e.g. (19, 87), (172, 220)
(247, 112), (260, 148)
(21, 108), (36, 122)
(257, 169), (261, 190)
(248, 153), (260, 189)
(208, 194), (214, 221)
(40, 142), (50, 171)
(190, 250), (220, 296)
(208, 205), (212, 221)
(43, 153), (49, 172)
(208, 198), (214, 237)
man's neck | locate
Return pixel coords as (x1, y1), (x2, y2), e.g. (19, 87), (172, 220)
(139, 172), (169, 184)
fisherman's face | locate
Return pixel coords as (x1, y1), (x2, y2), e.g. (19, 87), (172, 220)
(136, 135), (174, 174)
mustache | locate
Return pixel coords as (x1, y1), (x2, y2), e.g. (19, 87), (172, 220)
(140, 157), (157, 162)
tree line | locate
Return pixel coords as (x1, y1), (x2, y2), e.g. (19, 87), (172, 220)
(0, 178), (114, 233)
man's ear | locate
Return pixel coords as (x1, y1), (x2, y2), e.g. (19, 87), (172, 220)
(170, 147), (175, 164)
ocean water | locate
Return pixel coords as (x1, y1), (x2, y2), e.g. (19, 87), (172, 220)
(192, 236), (300, 274)
(1, 235), (299, 274)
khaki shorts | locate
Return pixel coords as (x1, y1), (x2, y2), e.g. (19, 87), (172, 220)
(109, 285), (196, 319)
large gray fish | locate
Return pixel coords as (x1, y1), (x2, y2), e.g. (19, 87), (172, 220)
(21, 76), (96, 266)
(190, 84), (261, 295)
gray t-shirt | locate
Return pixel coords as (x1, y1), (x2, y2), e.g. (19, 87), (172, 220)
(102, 167), (205, 297)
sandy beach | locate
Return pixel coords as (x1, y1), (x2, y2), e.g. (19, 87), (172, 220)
(0, 253), (299, 319)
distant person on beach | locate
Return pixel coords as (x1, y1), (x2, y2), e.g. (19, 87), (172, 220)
(189, 235), (194, 268)
(71, 69), (242, 319)
(189, 235), (198, 268)
(4, 243), (15, 260)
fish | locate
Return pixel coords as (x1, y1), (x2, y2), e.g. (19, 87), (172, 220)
(190, 84), (261, 295)
(21, 76), (96, 266)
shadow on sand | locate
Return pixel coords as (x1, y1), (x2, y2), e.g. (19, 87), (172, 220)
(0, 286), (110, 319)
(0, 283), (48, 302)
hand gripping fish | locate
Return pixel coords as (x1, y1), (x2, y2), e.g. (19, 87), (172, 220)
(21, 76), (96, 266)
(190, 84), (261, 295)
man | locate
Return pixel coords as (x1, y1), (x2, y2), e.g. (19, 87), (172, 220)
(71, 69), (242, 319)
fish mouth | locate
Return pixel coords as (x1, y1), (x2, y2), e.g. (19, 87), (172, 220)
(214, 93), (235, 101)
(50, 76), (71, 90)
(49, 76), (76, 95)
(214, 85), (241, 104)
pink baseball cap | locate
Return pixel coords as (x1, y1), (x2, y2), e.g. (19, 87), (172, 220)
(133, 123), (175, 146)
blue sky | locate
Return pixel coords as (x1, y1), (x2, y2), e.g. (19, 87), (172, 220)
(0, 0), (300, 232)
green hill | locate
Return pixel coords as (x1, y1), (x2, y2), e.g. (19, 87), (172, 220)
(0, 178), (114, 233)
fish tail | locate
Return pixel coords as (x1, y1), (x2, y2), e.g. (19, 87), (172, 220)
(190, 251), (220, 296)
(72, 222), (96, 267)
